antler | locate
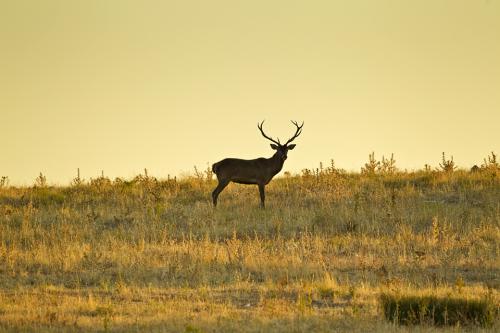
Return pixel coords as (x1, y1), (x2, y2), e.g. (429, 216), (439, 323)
(257, 120), (281, 145)
(284, 120), (304, 145)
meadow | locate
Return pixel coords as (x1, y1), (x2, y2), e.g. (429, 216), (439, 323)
(0, 154), (499, 332)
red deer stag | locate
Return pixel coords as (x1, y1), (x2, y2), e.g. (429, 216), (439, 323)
(212, 120), (304, 208)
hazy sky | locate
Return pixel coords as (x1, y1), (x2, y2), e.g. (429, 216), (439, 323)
(1, 1), (499, 185)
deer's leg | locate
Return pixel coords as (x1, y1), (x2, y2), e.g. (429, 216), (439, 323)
(212, 180), (229, 207)
(258, 184), (266, 208)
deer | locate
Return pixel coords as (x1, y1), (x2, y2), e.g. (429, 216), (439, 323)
(211, 120), (304, 208)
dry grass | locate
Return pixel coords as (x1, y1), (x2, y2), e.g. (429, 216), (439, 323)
(0, 166), (499, 332)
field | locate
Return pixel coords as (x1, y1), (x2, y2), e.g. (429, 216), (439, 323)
(0, 160), (499, 332)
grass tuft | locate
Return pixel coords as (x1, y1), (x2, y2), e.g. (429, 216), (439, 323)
(380, 291), (498, 327)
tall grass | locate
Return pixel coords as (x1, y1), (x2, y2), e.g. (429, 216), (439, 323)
(0, 161), (499, 331)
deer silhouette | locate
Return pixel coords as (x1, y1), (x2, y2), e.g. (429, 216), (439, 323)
(212, 120), (303, 208)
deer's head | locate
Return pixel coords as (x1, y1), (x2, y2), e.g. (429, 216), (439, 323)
(257, 120), (304, 161)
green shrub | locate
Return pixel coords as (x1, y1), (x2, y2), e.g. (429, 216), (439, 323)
(380, 292), (497, 327)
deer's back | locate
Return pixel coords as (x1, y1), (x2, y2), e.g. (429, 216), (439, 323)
(212, 158), (270, 184)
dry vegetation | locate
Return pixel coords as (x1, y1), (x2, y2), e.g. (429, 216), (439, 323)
(0, 154), (499, 332)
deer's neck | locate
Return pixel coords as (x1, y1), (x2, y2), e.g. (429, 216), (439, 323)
(269, 153), (286, 175)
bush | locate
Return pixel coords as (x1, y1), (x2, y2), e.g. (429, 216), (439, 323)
(380, 292), (497, 327)
(438, 152), (457, 173)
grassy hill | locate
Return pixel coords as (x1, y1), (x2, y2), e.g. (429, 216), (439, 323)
(0, 162), (499, 332)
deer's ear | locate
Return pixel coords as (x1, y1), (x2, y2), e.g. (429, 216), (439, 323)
(270, 144), (279, 150)
(287, 144), (296, 150)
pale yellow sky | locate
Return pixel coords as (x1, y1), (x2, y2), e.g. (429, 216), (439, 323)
(1, 1), (499, 185)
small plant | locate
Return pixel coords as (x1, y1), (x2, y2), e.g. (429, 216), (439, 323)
(205, 163), (213, 181)
(193, 166), (204, 183)
(326, 159), (337, 174)
(301, 168), (313, 178)
(322, 159), (344, 176)
(482, 152), (499, 171)
(132, 168), (158, 185)
(193, 164), (213, 183)
(438, 152), (457, 173)
(90, 171), (111, 188)
(361, 152), (380, 175)
(379, 154), (398, 174)
(0, 176), (9, 188)
(361, 152), (397, 175)
(71, 168), (84, 186)
(34, 172), (47, 187)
